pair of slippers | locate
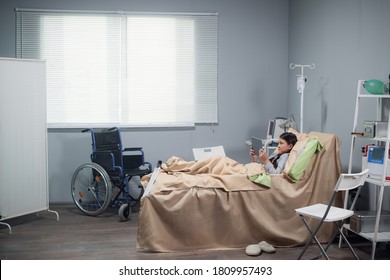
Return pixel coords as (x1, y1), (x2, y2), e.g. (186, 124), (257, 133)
(245, 241), (276, 256)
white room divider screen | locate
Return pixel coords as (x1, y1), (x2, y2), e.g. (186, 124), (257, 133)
(0, 57), (58, 234)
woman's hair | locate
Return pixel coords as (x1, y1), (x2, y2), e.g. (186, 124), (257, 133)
(279, 131), (298, 146)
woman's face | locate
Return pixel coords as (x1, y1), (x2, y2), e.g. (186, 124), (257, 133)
(277, 138), (293, 154)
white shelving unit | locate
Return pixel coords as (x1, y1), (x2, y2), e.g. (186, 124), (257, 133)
(346, 79), (390, 259)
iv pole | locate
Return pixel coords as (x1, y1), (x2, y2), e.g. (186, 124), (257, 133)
(289, 63), (315, 132)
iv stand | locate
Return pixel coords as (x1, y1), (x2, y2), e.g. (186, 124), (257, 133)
(289, 63), (315, 132)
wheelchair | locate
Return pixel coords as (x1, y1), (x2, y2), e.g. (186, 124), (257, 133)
(71, 127), (152, 221)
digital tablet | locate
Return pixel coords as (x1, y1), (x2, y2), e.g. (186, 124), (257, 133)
(251, 136), (263, 153)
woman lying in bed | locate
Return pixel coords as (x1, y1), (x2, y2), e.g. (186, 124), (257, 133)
(141, 131), (300, 194)
(250, 132), (297, 174)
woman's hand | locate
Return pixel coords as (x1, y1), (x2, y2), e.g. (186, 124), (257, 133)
(250, 147), (259, 163)
(259, 149), (270, 164)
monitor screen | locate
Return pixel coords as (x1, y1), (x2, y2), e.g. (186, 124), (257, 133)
(368, 146), (385, 164)
(267, 120), (275, 139)
(371, 147), (385, 161)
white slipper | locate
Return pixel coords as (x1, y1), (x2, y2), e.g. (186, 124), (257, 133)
(245, 244), (262, 256)
(259, 241), (276, 253)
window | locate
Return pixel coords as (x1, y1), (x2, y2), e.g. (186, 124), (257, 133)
(16, 9), (218, 128)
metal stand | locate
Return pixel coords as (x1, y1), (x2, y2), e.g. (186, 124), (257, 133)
(289, 63), (315, 132)
(0, 209), (59, 235)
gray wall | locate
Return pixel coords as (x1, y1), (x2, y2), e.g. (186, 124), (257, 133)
(289, 0), (390, 210)
(0, 0), (289, 202)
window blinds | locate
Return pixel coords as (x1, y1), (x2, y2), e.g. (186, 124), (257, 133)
(16, 9), (218, 127)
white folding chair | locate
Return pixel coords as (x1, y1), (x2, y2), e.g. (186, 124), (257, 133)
(295, 169), (369, 260)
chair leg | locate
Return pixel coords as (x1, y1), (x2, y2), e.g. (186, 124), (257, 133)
(321, 228), (338, 254)
(299, 219), (359, 260)
(311, 232), (330, 260)
(298, 215), (330, 260)
(297, 238), (312, 260)
(331, 220), (359, 260)
(308, 222), (339, 260)
(337, 224), (359, 260)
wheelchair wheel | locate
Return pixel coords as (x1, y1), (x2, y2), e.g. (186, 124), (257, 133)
(118, 203), (131, 222)
(71, 162), (112, 216)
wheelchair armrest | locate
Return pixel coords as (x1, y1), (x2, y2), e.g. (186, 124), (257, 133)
(144, 161), (153, 172)
(122, 148), (151, 173)
(123, 147), (143, 152)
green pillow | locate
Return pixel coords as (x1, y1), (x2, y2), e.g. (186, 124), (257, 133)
(288, 137), (323, 182)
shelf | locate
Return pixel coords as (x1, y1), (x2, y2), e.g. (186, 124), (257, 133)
(357, 94), (390, 98)
(344, 224), (390, 242)
(346, 79), (390, 259)
(365, 177), (390, 186)
(351, 135), (388, 142)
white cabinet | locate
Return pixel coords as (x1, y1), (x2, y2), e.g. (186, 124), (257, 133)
(0, 58), (58, 234)
(346, 79), (390, 259)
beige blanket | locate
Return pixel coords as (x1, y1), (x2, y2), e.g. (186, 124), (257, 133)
(150, 156), (268, 192)
(137, 131), (342, 252)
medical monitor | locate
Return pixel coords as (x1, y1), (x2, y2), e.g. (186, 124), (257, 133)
(267, 117), (287, 140)
(267, 120), (275, 140)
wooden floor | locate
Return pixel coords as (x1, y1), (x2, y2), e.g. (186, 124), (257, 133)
(1, 204), (389, 260)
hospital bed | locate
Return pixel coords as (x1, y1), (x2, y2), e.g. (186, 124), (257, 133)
(136, 130), (342, 252)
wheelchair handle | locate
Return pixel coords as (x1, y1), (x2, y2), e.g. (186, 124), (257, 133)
(81, 127), (118, 133)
